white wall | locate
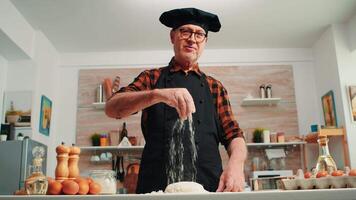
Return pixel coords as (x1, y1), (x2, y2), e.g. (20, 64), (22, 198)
(0, 0), (35, 60)
(332, 24), (356, 168)
(0, 55), (8, 123)
(312, 23), (356, 168)
(6, 60), (35, 91)
(347, 14), (356, 52)
(312, 26), (346, 169)
(29, 31), (61, 177)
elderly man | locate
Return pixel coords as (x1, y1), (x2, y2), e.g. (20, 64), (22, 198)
(106, 8), (247, 193)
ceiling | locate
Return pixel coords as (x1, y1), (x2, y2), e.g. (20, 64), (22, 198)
(10, 0), (356, 53)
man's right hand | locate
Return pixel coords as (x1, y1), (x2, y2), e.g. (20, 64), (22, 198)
(154, 88), (196, 120)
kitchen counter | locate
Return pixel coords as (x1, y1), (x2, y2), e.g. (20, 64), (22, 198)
(1, 188), (356, 200)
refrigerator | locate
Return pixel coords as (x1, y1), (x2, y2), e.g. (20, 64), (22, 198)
(0, 139), (47, 195)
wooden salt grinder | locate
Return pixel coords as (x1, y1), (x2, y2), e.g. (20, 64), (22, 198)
(68, 144), (81, 179)
(55, 142), (70, 181)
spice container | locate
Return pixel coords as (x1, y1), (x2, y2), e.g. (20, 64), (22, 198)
(270, 132), (277, 143)
(89, 170), (117, 194)
(266, 84), (272, 98)
(96, 84), (104, 103)
(263, 130), (270, 143)
(259, 85), (266, 99)
(277, 132), (285, 143)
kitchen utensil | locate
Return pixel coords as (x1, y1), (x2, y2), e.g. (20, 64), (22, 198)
(116, 156), (125, 182)
(123, 163), (139, 194)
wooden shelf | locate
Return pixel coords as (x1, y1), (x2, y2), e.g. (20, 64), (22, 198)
(241, 97), (281, 106)
(92, 102), (105, 109)
(247, 142), (305, 147)
(80, 146), (144, 155)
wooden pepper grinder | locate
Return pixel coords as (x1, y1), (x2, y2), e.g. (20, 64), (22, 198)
(68, 144), (81, 179)
(55, 142), (70, 181)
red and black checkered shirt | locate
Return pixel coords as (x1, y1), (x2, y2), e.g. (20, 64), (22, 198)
(117, 60), (244, 147)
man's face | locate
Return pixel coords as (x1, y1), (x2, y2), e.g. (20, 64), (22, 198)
(170, 24), (207, 65)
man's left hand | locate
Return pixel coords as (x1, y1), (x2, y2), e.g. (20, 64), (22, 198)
(216, 164), (245, 192)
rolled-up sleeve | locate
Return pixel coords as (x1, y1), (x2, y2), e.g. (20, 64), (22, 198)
(211, 79), (244, 148)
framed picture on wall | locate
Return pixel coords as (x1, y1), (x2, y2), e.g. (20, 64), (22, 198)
(321, 90), (338, 127)
(348, 86), (356, 123)
(39, 95), (52, 136)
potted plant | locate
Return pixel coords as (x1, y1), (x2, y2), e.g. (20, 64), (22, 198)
(91, 133), (100, 146)
(252, 128), (264, 143)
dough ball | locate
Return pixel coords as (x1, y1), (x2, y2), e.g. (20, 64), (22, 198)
(164, 182), (208, 193)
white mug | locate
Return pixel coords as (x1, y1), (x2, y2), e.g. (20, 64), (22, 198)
(0, 135), (7, 141)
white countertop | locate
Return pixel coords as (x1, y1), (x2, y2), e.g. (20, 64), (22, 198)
(1, 188), (356, 200)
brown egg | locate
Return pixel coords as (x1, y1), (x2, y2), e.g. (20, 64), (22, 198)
(86, 177), (94, 185)
(316, 171), (328, 178)
(331, 170), (344, 176)
(74, 177), (86, 184)
(349, 169), (356, 176)
(88, 182), (101, 195)
(47, 181), (63, 195)
(47, 177), (55, 184)
(62, 180), (79, 195)
(77, 180), (89, 195)
(304, 171), (312, 179)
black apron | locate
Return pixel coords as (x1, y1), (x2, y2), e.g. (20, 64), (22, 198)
(136, 65), (223, 193)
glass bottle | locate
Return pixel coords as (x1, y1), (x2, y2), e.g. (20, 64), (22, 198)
(120, 122), (128, 142)
(25, 146), (48, 195)
(315, 136), (337, 174)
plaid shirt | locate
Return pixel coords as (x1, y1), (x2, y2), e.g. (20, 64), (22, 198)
(117, 60), (244, 147)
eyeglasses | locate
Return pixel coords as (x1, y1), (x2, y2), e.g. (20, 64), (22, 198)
(178, 28), (207, 43)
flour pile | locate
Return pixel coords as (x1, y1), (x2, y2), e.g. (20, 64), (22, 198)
(166, 117), (197, 185)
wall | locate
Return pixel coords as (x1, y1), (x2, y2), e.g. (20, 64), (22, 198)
(6, 60), (35, 91)
(312, 26), (346, 169)
(29, 31), (60, 177)
(0, 55), (8, 123)
(332, 24), (356, 168)
(0, 0), (35, 60)
(348, 14), (356, 52)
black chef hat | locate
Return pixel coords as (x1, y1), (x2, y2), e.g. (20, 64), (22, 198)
(159, 8), (221, 33)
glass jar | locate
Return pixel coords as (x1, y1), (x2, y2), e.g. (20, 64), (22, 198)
(89, 170), (117, 194)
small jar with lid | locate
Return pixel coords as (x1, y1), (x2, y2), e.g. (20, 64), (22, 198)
(89, 170), (117, 194)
